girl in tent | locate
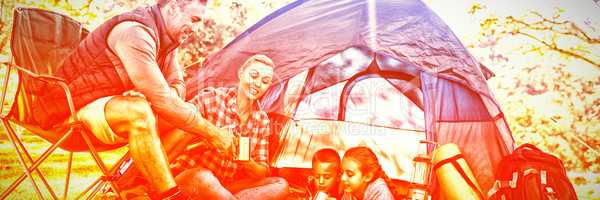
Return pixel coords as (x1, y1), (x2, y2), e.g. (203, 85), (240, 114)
(340, 147), (395, 200)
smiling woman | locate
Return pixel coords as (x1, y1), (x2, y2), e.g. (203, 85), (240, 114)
(238, 54), (275, 101)
(169, 54), (289, 200)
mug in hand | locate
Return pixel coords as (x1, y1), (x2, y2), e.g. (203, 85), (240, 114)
(313, 191), (328, 200)
(236, 136), (250, 161)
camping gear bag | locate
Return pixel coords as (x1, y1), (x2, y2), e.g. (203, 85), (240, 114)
(433, 143), (484, 200)
(488, 143), (578, 200)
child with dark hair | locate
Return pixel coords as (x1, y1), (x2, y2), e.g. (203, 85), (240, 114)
(340, 147), (395, 200)
(309, 148), (342, 200)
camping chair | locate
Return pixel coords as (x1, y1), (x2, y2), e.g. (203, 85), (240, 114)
(0, 7), (128, 199)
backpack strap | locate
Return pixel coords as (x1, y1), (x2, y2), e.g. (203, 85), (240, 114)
(540, 170), (559, 200)
(433, 154), (485, 200)
(488, 169), (560, 200)
(487, 171), (518, 198)
(523, 169), (559, 200)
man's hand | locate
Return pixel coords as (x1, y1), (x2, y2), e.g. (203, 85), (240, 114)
(123, 90), (146, 99)
(208, 127), (237, 158)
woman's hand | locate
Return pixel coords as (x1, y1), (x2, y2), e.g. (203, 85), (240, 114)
(236, 159), (269, 178)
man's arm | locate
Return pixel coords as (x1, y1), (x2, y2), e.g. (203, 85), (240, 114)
(163, 49), (186, 99)
(107, 22), (234, 153)
(130, 49), (183, 110)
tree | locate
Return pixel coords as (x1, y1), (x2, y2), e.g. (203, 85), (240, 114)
(0, 0), (294, 69)
(179, 0), (294, 71)
(468, 3), (599, 198)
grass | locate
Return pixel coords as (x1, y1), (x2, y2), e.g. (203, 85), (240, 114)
(1, 129), (598, 199)
(0, 131), (127, 200)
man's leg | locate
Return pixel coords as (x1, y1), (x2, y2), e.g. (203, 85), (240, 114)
(104, 96), (177, 195)
(114, 123), (195, 198)
(175, 167), (237, 200)
(227, 177), (289, 200)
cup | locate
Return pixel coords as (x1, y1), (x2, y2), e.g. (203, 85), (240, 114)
(313, 191), (328, 200)
(236, 136), (250, 161)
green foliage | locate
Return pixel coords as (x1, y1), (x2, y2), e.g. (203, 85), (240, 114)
(469, 3), (599, 199)
(179, 0), (294, 69)
(0, 133), (127, 199)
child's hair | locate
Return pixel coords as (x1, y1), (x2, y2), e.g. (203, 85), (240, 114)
(311, 148), (342, 197)
(313, 148), (341, 169)
(343, 146), (398, 197)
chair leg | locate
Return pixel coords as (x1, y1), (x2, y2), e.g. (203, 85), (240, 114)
(1, 119), (59, 199)
(76, 175), (103, 200)
(2, 124), (44, 200)
(63, 152), (73, 200)
(80, 132), (124, 199)
(0, 125), (75, 199)
(82, 153), (131, 200)
(3, 121), (59, 200)
(86, 181), (107, 200)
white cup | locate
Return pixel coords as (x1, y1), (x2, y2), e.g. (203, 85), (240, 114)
(313, 191), (328, 200)
(237, 136), (250, 161)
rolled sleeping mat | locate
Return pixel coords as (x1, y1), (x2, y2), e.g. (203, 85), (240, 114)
(432, 143), (484, 200)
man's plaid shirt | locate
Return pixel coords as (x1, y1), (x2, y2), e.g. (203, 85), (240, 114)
(171, 87), (270, 180)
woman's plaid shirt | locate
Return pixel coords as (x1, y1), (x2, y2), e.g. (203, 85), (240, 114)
(171, 87), (270, 180)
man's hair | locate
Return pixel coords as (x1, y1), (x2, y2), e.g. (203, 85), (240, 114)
(312, 148), (341, 169)
(239, 54), (275, 73)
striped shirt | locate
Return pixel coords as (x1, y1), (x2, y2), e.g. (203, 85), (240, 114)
(171, 87), (270, 180)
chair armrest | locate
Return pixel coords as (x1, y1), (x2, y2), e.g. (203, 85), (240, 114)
(0, 54), (12, 64)
(0, 60), (13, 116)
(10, 63), (66, 82)
(2, 62), (78, 118)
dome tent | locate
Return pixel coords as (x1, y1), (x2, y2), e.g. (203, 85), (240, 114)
(186, 0), (515, 194)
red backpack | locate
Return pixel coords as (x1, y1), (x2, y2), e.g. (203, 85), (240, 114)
(488, 144), (578, 200)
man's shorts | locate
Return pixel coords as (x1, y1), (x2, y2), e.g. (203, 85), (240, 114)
(76, 96), (127, 144)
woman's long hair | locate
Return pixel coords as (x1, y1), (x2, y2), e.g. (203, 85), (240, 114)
(343, 147), (398, 197)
